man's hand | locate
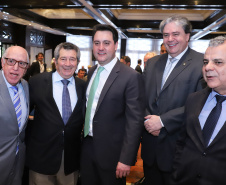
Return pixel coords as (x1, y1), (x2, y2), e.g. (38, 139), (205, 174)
(116, 162), (131, 178)
(144, 115), (162, 134)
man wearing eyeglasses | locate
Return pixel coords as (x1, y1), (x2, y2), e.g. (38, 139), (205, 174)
(0, 46), (29, 185)
(26, 42), (85, 185)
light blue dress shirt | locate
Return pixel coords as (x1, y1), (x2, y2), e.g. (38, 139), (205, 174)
(199, 90), (226, 146)
(52, 71), (77, 117)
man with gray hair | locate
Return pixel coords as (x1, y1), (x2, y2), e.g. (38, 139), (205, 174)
(171, 36), (226, 185)
(141, 15), (204, 185)
(26, 42), (85, 185)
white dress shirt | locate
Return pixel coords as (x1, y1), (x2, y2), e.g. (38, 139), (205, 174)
(86, 57), (117, 136)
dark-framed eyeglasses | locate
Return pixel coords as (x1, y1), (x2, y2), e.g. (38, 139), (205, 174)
(4, 58), (28, 69)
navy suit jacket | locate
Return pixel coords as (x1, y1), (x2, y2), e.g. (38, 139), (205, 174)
(172, 87), (226, 185)
(26, 72), (85, 175)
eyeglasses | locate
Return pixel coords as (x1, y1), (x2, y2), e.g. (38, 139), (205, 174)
(4, 58), (28, 69)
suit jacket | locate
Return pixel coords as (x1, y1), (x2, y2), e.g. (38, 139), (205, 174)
(171, 87), (226, 185)
(0, 71), (29, 185)
(141, 47), (204, 172)
(85, 60), (145, 170)
(23, 61), (47, 81)
(135, 64), (142, 74)
(26, 72), (85, 175)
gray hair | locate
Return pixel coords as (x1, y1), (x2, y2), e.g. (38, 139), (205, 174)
(54, 42), (81, 62)
(159, 15), (192, 35)
(209, 36), (226, 47)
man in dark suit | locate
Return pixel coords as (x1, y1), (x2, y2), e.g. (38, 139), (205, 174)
(171, 36), (226, 185)
(135, 59), (142, 74)
(80, 24), (145, 185)
(24, 52), (46, 81)
(0, 46), (29, 185)
(26, 42), (85, 185)
(141, 15), (204, 185)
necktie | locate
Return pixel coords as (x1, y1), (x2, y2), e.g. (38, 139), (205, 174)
(161, 57), (177, 89)
(202, 95), (226, 147)
(61, 79), (72, 125)
(11, 86), (22, 128)
(84, 66), (104, 137)
(11, 86), (22, 154)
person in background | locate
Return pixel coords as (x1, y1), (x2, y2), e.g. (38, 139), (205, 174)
(141, 15), (204, 185)
(26, 42), (85, 185)
(135, 59), (142, 74)
(160, 43), (168, 55)
(0, 46), (29, 185)
(77, 68), (87, 81)
(80, 24), (145, 185)
(143, 52), (156, 67)
(23, 52), (46, 81)
(171, 36), (226, 185)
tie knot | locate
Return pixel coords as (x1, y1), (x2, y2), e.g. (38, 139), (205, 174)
(216, 95), (226, 104)
(61, 79), (70, 86)
(11, 86), (18, 93)
(170, 58), (177, 63)
(97, 66), (104, 74)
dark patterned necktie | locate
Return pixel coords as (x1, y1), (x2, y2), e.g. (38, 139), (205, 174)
(61, 79), (72, 125)
(202, 95), (226, 147)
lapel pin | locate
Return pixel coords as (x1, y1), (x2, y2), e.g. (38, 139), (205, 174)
(183, 63), (186, 66)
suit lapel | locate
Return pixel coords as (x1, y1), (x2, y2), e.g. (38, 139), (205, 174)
(161, 48), (192, 91)
(0, 71), (19, 127)
(95, 61), (120, 114)
(156, 55), (167, 96)
(192, 88), (211, 148)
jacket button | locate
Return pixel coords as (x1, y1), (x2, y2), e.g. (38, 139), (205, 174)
(202, 152), (206, 157)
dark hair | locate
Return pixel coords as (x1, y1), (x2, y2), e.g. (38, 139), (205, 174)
(124, 56), (131, 64)
(78, 69), (86, 73)
(138, 59), (142, 64)
(54, 42), (80, 62)
(92, 24), (118, 44)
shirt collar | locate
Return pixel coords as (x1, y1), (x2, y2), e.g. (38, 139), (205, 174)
(168, 46), (189, 61)
(97, 56), (117, 73)
(53, 70), (74, 84)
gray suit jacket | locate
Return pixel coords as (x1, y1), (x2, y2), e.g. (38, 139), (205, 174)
(83, 60), (145, 170)
(0, 71), (29, 185)
(141, 48), (204, 171)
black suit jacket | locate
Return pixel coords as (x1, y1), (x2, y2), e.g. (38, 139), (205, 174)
(26, 72), (85, 175)
(24, 61), (47, 81)
(135, 65), (142, 74)
(171, 87), (226, 185)
(84, 61), (145, 170)
(141, 48), (204, 171)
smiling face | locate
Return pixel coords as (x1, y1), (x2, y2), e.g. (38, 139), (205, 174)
(203, 42), (226, 95)
(55, 48), (78, 79)
(163, 22), (190, 58)
(2, 46), (28, 86)
(93, 30), (118, 66)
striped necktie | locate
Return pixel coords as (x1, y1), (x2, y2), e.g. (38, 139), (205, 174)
(11, 86), (22, 129)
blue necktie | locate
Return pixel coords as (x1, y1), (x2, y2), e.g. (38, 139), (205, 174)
(11, 86), (22, 128)
(61, 79), (72, 125)
(202, 95), (226, 147)
(11, 86), (22, 154)
(84, 66), (104, 137)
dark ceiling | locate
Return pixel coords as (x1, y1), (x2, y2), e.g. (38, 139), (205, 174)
(0, 0), (225, 40)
